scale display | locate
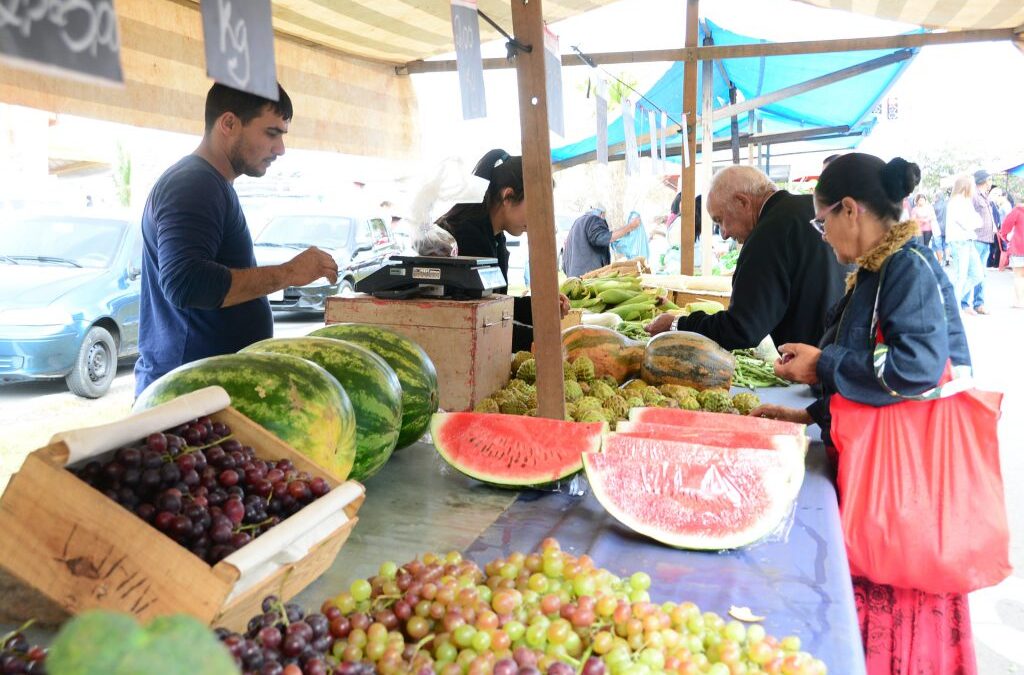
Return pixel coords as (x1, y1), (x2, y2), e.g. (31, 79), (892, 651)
(355, 255), (507, 300)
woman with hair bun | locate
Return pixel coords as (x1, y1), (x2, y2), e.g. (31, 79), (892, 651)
(752, 153), (976, 673)
(436, 149), (569, 351)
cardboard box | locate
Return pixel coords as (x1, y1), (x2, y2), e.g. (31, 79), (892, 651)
(326, 294), (514, 411)
(0, 389), (364, 631)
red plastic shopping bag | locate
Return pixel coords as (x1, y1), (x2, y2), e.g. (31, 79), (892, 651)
(831, 386), (1011, 594)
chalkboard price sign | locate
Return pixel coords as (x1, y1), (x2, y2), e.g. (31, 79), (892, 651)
(0, 0), (124, 83)
(450, 0), (486, 120)
(200, 0), (277, 101)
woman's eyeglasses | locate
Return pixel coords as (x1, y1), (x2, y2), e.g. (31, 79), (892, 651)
(809, 201), (842, 234)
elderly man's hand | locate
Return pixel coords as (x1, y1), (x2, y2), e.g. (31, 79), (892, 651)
(645, 313), (678, 336)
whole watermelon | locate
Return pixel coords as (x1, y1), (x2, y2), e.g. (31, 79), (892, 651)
(241, 337), (402, 482)
(133, 353), (357, 481)
(309, 324), (439, 449)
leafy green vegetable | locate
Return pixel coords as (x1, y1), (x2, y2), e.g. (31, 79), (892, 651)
(47, 611), (239, 675)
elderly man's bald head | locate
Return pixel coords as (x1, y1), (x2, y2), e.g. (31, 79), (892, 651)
(706, 166), (778, 244)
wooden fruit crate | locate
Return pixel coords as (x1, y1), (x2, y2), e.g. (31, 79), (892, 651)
(0, 388), (364, 631)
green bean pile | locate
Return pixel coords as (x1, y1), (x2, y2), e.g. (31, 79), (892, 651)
(732, 349), (792, 389)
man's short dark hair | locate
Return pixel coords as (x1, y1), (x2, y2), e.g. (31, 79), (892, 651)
(204, 82), (293, 133)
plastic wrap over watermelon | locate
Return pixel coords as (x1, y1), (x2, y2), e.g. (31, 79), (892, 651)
(584, 432), (805, 550)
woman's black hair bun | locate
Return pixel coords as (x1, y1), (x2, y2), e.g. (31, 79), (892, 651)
(881, 157), (921, 202)
(472, 149), (511, 180)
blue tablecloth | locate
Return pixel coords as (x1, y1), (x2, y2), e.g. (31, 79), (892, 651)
(464, 385), (866, 674)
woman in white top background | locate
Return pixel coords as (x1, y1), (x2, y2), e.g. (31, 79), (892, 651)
(944, 175), (985, 315)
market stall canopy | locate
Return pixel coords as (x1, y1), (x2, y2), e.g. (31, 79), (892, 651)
(1008, 162), (1024, 178)
(551, 20), (913, 168)
(259, 0), (619, 65)
(0, 0), (617, 158)
(796, 0), (1024, 30)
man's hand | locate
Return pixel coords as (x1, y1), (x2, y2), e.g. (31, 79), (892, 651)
(558, 293), (571, 319)
(774, 343), (821, 385)
(748, 404), (813, 425)
(286, 247), (339, 286)
(645, 312), (677, 336)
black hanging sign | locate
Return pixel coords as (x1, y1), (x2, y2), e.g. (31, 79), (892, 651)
(201, 0), (278, 100)
(451, 0), (486, 120)
(0, 0), (124, 83)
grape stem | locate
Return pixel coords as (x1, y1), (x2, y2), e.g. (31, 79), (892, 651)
(0, 619), (35, 648)
(163, 433), (238, 462)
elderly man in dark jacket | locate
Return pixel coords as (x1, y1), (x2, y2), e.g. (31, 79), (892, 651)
(646, 166), (847, 350)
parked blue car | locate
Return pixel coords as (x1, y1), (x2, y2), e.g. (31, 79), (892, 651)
(0, 213), (142, 397)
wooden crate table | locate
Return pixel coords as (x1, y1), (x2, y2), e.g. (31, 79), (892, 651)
(325, 294), (514, 412)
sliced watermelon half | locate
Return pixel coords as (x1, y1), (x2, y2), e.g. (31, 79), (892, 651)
(614, 420), (808, 455)
(584, 442), (803, 550)
(629, 406), (807, 438)
(601, 433), (805, 502)
(431, 412), (605, 488)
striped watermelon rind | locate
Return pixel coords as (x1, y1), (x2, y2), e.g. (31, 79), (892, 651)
(241, 337), (403, 482)
(309, 324), (439, 450)
(431, 412), (605, 488)
(132, 352), (356, 481)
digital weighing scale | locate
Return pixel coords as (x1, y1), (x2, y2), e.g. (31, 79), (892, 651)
(355, 255), (507, 299)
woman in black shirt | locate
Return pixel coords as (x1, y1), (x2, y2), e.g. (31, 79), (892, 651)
(436, 149), (568, 351)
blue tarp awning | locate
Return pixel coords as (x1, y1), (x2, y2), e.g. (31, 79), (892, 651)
(552, 19), (917, 165)
(1007, 163), (1024, 178)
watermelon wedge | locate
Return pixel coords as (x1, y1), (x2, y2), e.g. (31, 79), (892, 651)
(431, 413), (605, 488)
(614, 421), (808, 455)
(629, 406), (807, 438)
(585, 437), (805, 550)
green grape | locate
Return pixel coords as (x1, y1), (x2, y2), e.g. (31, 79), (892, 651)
(503, 620), (526, 642)
(638, 647), (665, 670)
(528, 573), (549, 593)
(435, 642), (458, 662)
(500, 563), (519, 579)
(365, 641), (386, 661)
(629, 589), (650, 603)
(476, 584), (493, 604)
(572, 574), (597, 597)
(563, 630), (583, 656)
(378, 560), (398, 579)
(452, 624), (477, 648)
(470, 630), (491, 652)
(350, 578), (372, 602)
(629, 571), (652, 591)
(348, 628), (368, 648)
(746, 623), (766, 644)
(706, 663), (731, 675)
(546, 619), (571, 644)
(525, 623), (548, 648)
(724, 620), (746, 644)
(781, 635), (802, 652)
(334, 592), (356, 614)
(542, 556), (565, 578)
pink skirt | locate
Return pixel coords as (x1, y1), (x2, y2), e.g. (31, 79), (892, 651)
(853, 576), (977, 675)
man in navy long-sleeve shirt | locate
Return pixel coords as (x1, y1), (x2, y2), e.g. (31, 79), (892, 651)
(134, 83), (339, 395)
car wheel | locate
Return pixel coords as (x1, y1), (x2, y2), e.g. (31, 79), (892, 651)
(66, 326), (117, 399)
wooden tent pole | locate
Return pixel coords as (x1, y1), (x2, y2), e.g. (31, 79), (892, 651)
(700, 33), (715, 275)
(510, 0), (565, 420)
(679, 0), (699, 275)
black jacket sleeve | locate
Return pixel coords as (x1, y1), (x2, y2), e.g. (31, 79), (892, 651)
(674, 223), (794, 350)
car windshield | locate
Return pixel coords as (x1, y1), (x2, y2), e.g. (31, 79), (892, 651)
(0, 216), (127, 268)
(256, 216), (354, 250)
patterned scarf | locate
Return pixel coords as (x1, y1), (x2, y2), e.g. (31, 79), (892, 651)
(845, 220), (920, 291)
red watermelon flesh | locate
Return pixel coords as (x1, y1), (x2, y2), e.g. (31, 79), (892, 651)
(601, 433), (805, 498)
(629, 406), (807, 438)
(584, 442), (803, 550)
(431, 412), (605, 487)
(614, 421), (807, 455)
